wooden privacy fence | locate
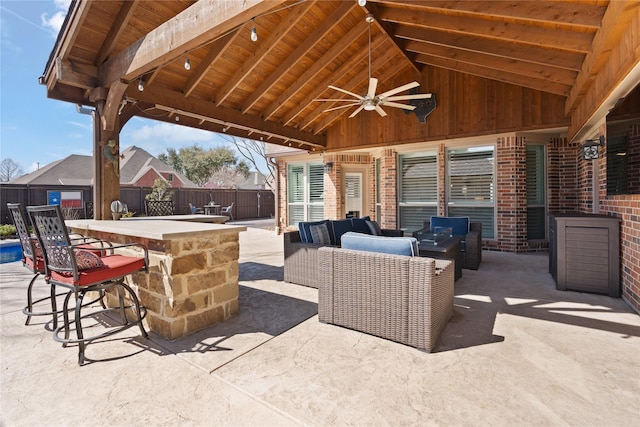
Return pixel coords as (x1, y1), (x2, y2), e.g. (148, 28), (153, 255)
(0, 184), (274, 224)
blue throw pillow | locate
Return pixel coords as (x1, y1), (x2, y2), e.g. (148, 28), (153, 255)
(298, 220), (330, 243)
(330, 219), (354, 246)
(309, 223), (331, 245)
(431, 216), (469, 237)
(351, 216), (372, 234)
(341, 232), (418, 257)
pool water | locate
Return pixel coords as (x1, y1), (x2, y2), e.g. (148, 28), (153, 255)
(0, 240), (22, 263)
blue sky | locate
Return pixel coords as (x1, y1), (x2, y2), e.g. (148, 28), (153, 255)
(0, 0), (255, 176)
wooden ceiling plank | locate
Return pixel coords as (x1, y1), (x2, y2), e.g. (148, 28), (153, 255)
(214, 1), (315, 106)
(377, 6), (593, 53)
(183, 31), (239, 97)
(414, 54), (570, 96)
(262, 18), (369, 121)
(566, 0), (640, 114)
(126, 85), (325, 147)
(394, 24), (584, 72)
(405, 40), (577, 86)
(95, 0), (139, 66)
(99, 0), (286, 86)
(375, 0), (606, 29)
(281, 35), (386, 126)
(241, 1), (356, 114)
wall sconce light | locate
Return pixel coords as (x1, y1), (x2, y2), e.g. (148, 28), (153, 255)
(324, 162), (334, 173)
(582, 135), (605, 160)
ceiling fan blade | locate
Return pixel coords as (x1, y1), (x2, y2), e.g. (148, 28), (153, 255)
(381, 101), (416, 111)
(375, 105), (387, 117)
(323, 103), (361, 113)
(348, 105), (366, 118)
(385, 93), (432, 101)
(367, 78), (378, 98)
(328, 85), (364, 100)
(377, 81), (420, 99)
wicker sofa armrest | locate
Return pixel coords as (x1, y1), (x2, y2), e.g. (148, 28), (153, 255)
(318, 247), (454, 352)
(283, 230), (327, 288)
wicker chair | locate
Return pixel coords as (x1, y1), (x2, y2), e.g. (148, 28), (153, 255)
(28, 204), (149, 365)
(318, 246), (454, 352)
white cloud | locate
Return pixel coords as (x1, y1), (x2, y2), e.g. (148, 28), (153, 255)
(41, 0), (71, 36)
(127, 122), (217, 144)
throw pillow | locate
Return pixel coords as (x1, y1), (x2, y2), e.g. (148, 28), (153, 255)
(309, 223), (331, 245)
(75, 249), (105, 270)
(298, 220), (330, 243)
(351, 216), (372, 234)
(365, 220), (382, 236)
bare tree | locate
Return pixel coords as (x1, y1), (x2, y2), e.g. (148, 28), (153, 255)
(220, 135), (276, 193)
(0, 158), (24, 182)
(208, 166), (248, 189)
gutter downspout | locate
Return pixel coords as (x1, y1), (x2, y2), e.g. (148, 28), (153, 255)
(77, 104), (101, 219)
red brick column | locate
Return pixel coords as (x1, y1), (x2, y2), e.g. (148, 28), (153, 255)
(496, 136), (528, 252)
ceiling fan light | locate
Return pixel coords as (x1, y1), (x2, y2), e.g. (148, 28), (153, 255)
(363, 103), (376, 111)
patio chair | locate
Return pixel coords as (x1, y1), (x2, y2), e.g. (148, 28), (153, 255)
(7, 203), (104, 329)
(221, 202), (234, 221)
(145, 199), (174, 216)
(413, 216), (482, 270)
(27, 204), (149, 365)
(189, 203), (204, 214)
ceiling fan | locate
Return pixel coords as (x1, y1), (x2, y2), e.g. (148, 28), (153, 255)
(315, 14), (432, 118)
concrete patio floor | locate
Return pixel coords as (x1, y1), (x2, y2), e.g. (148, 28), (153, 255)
(1, 226), (638, 426)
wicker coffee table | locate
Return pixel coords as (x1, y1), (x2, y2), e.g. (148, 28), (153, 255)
(418, 235), (462, 280)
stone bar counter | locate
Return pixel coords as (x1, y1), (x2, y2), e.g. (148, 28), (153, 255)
(66, 219), (246, 340)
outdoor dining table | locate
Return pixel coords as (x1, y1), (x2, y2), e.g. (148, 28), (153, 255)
(204, 204), (221, 215)
(65, 219), (246, 339)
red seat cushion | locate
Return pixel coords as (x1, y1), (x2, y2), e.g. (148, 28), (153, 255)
(49, 255), (146, 287)
(24, 254), (45, 272)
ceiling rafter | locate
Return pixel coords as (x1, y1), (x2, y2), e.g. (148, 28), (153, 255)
(214, 0), (315, 106)
(261, 18), (369, 121)
(404, 40), (577, 86)
(373, 0), (606, 29)
(94, 0), (139, 66)
(414, 54), (571, 96)
(241, 1), (356, 114)
(376, 5), (594, 53)
(393, 24), (584, 72)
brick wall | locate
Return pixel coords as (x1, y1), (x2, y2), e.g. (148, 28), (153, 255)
(380, 149), (397, 230)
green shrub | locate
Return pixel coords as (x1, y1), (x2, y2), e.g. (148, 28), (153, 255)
(0, 224), (17, 237)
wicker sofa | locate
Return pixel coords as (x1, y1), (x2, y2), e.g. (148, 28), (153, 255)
(284, 217), (402, 288)
(318, 245), (454, 352)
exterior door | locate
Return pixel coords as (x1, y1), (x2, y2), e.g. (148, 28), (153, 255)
(344, 172), (363, 218)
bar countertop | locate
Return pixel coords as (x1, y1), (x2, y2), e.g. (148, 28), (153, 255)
(66, 219), (247, 241)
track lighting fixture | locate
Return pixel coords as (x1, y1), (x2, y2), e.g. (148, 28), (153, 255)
(250, 19), (258, 42)
(137, 78), (144, 92)
(184, 57), (191, 70)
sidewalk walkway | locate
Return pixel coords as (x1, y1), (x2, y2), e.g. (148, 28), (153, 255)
(1, 227), (638, 426)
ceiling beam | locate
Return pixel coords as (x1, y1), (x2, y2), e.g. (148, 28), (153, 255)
(394, 24), (584, 72)
(55, 58), (98, 90)
(413, 54), (571, 96)
(566, 0), (640, 115)
(94, 0), (139, 66)
(262, 18), (369, 121)
(99, 0), (286, 86)
(241, 1), (356, 114)
(214, 0), (315, 106)
(377, 5), (594, 53)
(373, 0), (606, 29)
(125, 85), (326, 147)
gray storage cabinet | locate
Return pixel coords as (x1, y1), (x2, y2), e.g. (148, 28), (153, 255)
(549, 213), (621, 297)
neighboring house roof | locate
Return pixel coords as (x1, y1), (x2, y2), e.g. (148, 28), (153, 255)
(237, 171), (268, 190)
(8, 146), (198, 188)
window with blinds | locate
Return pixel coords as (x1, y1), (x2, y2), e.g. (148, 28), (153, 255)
(287, 163), (324, 225)
(398, 152), (438, 233)
(447, 146), (495, 239)
(526, 144), (546, 240)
